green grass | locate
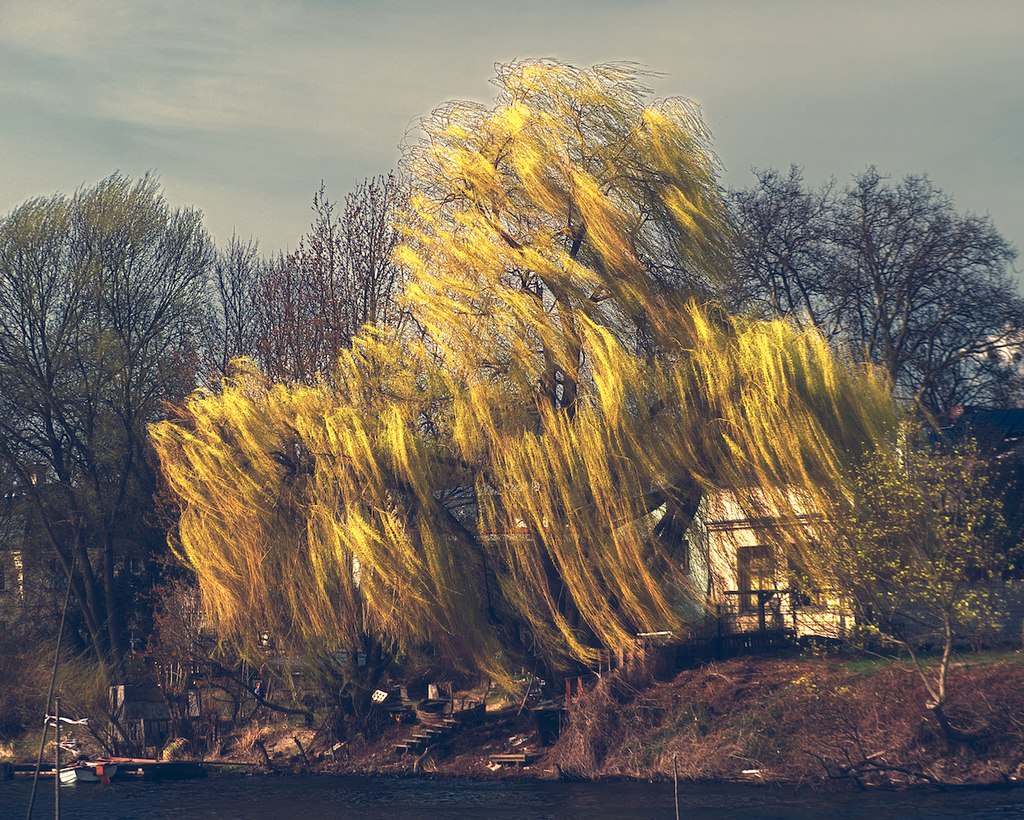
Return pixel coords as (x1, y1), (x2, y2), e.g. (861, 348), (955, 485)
(791, 647), (1024, 678)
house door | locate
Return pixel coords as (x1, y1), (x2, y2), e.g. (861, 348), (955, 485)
(737, 545), (775, 613)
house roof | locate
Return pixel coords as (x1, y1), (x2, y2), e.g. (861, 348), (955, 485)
(949, 408), (1024, 458)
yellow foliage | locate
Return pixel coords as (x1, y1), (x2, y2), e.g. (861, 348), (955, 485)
(152, 308), (893, 679)
(150, 61), (896, 681)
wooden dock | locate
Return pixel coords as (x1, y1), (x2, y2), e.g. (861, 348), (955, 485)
(9, 758), (208, 780)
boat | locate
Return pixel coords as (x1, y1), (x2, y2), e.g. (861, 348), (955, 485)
(103, 757), (207, 780)
(58, 760), (118, 784)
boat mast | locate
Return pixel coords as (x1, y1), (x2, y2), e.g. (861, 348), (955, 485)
(53, 697), (60, 820)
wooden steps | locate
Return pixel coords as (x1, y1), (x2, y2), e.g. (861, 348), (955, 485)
(394, 724), (446, 754)
(394, 700), (486, 756)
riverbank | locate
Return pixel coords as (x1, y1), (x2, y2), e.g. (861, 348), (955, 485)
(544, 653), (1024, 788)
(7, 652), (1024, 790)
(239, 652), (1024, 789)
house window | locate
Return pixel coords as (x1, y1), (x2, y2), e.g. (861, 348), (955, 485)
(737, 545), (775, 612)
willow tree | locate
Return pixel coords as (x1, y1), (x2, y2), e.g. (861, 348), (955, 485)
(400, 61), (733, 404)
(152, 62), (895, 706)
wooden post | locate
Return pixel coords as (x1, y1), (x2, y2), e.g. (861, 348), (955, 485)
(253, 738), (272, 769)
(673, 754), (680, 820)
(293, 736), (310, 766)
(54, 697), (60, 820)
(516, 675), (534, 717)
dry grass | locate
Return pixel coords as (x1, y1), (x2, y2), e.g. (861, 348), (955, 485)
(0, 641), (48, 741)
(546, 654), (1024, 787)
(0, 635), (116, 766)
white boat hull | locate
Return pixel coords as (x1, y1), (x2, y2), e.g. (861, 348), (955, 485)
(59, 762), (118, 784)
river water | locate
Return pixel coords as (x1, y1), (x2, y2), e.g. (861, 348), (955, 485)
(3, 774), (1024, 819)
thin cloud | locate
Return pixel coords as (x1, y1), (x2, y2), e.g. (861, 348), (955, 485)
(0, 0), (1021, 258)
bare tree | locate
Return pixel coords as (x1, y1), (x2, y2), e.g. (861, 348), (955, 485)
(726, 166), (836, 327)
(0, 173), (213, 678)
(730, 166), (1022, 415)
(247, 175), (407, 384)
(340, 174), (408, 334)
(205, 234), (263, 379)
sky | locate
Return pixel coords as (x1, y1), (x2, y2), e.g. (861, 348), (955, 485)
(2, 0), (1022, 268)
